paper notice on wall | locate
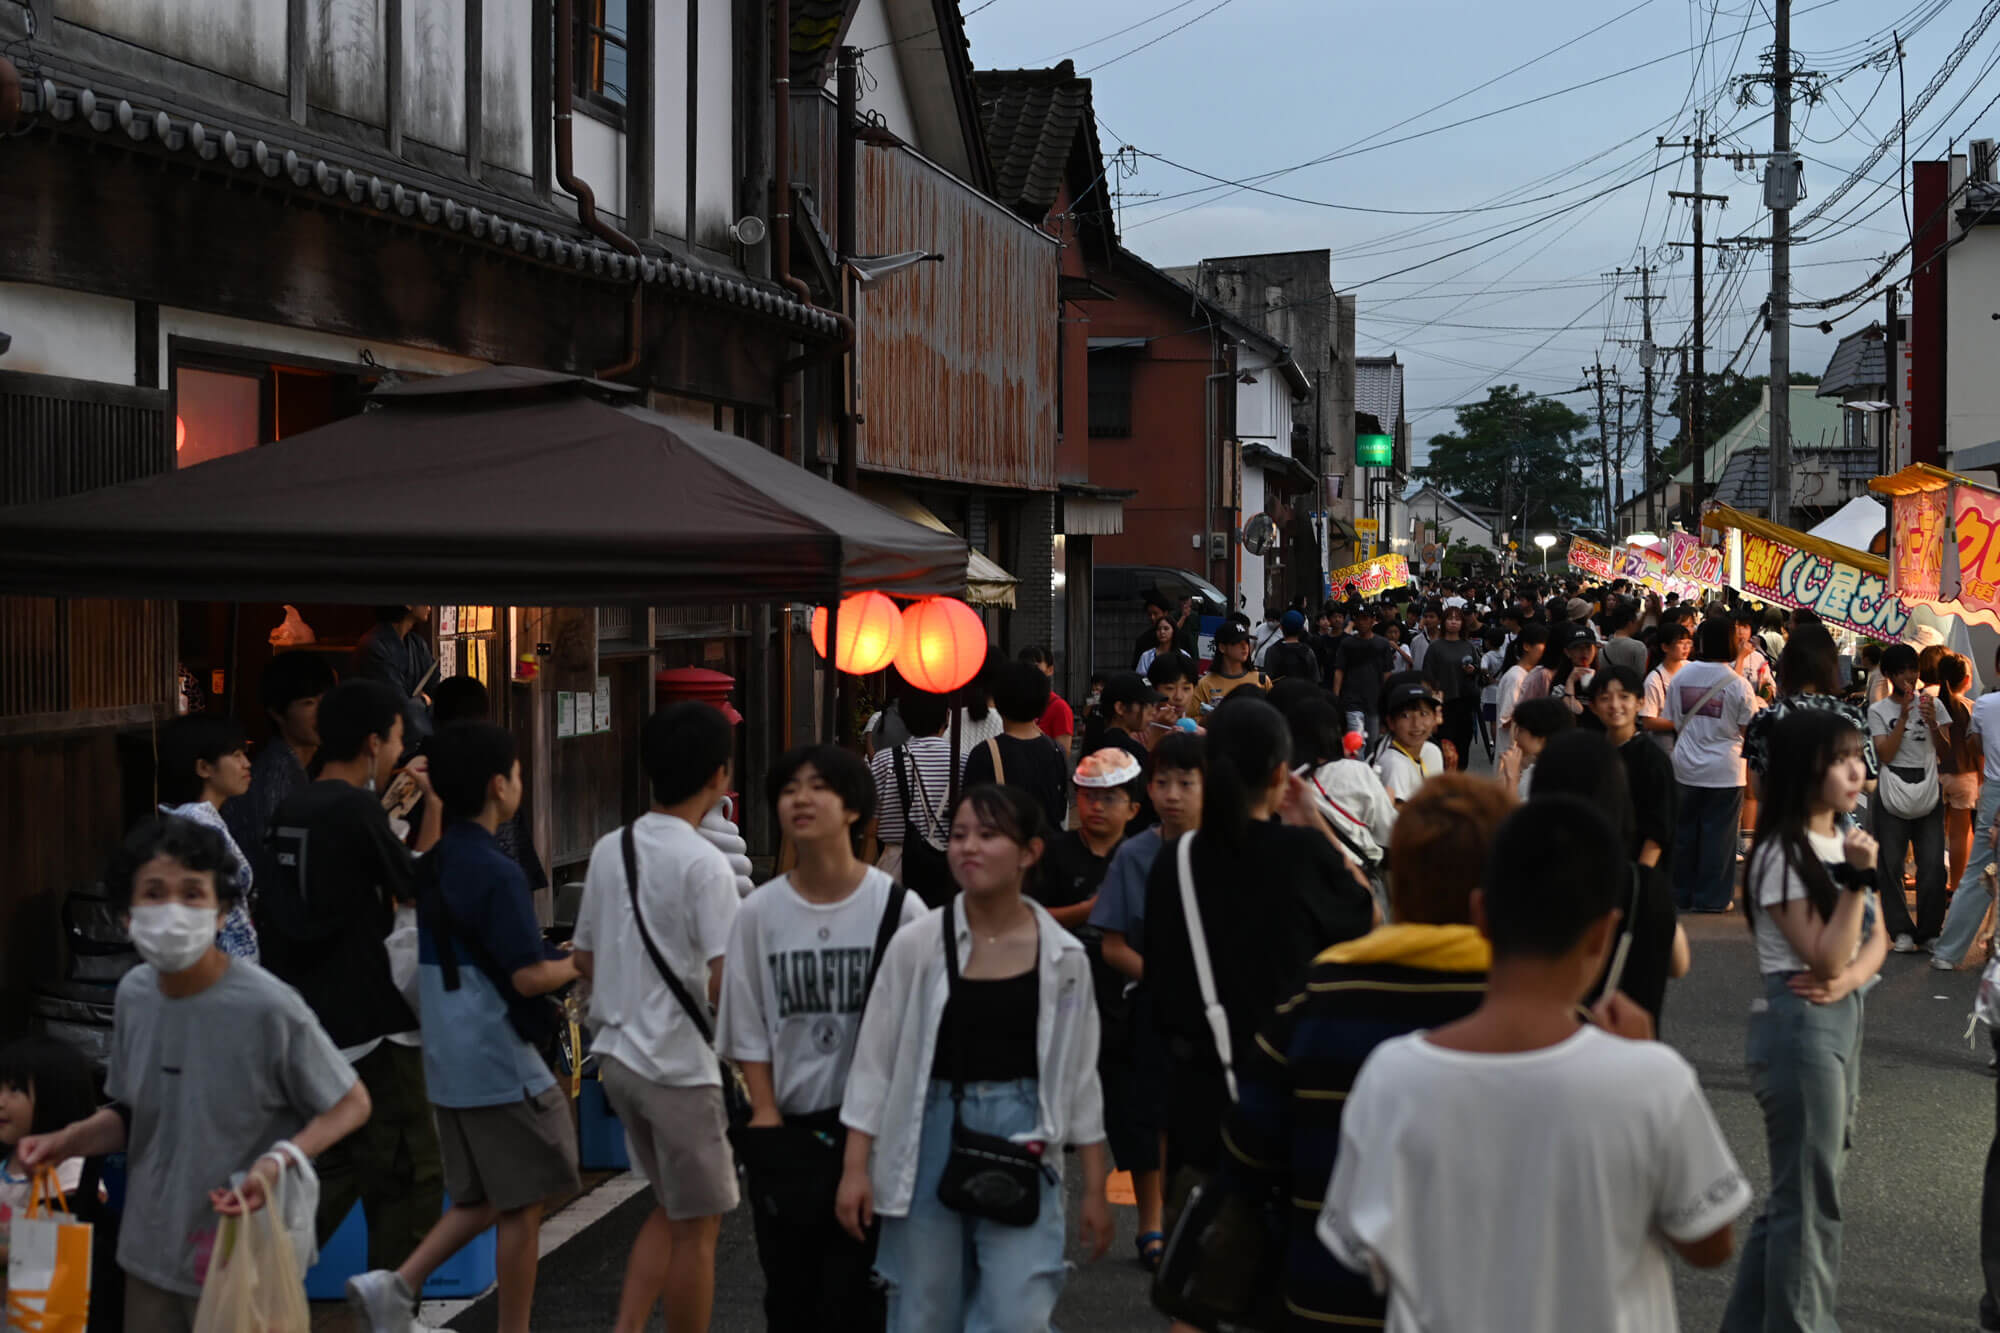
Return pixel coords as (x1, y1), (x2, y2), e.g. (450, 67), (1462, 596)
(556, 692), (575, 738)
(595, 676), (612, 733)
(575, 690), (594, 735)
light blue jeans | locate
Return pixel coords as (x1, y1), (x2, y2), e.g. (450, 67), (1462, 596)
(1935, 783), (2000, 967)
(876, 1079), (1066, 1333)
(1721, 974), (1865, 1333)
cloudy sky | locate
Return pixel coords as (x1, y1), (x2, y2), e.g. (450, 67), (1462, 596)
(960, 0), (1989, 475)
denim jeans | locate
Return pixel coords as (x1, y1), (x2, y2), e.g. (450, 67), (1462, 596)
(1874, 797), (1947, 943)
(1721, 974), (1864, 1333)
(1673, 783), (1744, 912)
(1935, 783), (2000, 967)
(875, 1080), (1067, 1333)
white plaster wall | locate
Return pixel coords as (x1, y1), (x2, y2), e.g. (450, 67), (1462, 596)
(401, 0), (466, 152)
(0, 283), (134, 385)
(652, 0), (690, 238)
(693, 0), (734, 248)
(1947, 230), (2000, 466)
(560, 115), (626, 217)
(156, 307), (487, 378)
(481, 0), (534, 173)
(59, 0), (288, 92)
(305, 0), (388, 124)
(844, 0), (919, 144)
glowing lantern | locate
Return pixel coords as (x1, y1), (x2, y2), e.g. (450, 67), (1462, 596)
(894, 596), (987, 694)
(175, 416), (187, 452)
(810, 591), (904, 675)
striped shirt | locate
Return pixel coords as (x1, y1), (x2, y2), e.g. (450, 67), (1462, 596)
(868, 737), (960, 847)
(1220, 944), (1486, 1330)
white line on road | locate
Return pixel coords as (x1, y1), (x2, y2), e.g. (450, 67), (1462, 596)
(417, 1173), (652, 1327)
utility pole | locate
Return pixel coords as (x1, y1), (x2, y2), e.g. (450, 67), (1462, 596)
(1584, 359), (1615, 532)
(1615, 383), (1644, 534)
(1664, 113), (1729, 523)
(1614, 265), (1666, 531)
(1882, 284), (1901, 475)
(1769, 0), (1796, 528)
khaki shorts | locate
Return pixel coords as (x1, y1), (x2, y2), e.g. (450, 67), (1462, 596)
(125, 1275), (200, 1333)
(598, 1056), (740, 1220)
(435, 1084), (581, 1213)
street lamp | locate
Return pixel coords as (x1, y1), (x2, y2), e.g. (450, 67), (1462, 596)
(1534, 531), (1557, 574)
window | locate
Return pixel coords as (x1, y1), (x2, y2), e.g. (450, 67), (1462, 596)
(574, 0), (629, 111)
(1089, 353), (1134, 437)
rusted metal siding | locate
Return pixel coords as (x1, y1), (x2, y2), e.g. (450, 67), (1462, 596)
(0, 373), (176, 733)
(854, 144), (1057, 489)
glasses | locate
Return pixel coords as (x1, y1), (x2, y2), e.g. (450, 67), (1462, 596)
(1075, 788), (1132, 807)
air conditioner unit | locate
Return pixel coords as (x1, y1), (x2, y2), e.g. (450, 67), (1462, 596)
(1975, 139), (1999, 184)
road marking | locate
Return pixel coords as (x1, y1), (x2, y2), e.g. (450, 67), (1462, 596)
(418, 1173), (651, 1327)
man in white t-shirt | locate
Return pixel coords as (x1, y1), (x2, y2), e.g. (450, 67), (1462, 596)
(1494, 623), (1547, 764)
(1321, 798), (1748, 1333)
(1933, 644), (2000, 967)
(574, 703), (742, 1333)
(1374, 681), (1445, 804)
(1666, 619), (1760, 913)
(718, 744), (923, 1331)
(1868, 641), (1951, 952)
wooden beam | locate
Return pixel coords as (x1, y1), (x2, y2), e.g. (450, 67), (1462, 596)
(386, 0), (405, 156)
(465, 0), (485, 179)
(287, 0), (307, 124)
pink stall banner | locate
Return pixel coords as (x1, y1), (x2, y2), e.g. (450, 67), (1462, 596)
(1666, 531), (1724, 588)
(1892, 490), (1947, 604)
(1567, 540), (1614, 579)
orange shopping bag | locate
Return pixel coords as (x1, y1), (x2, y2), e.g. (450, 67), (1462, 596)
(4, 1167), (91, 1333)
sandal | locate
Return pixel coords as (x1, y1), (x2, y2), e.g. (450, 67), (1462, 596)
(1137, 1230), (1165, 1272)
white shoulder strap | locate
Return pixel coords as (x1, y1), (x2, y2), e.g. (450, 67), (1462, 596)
(1176, 832), (1238, 1103)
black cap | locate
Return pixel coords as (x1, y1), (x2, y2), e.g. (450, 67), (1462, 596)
(1383, 681), (1436, 716)
(1101, 671), (1166, 709)
(1213, 622), (1251, 647)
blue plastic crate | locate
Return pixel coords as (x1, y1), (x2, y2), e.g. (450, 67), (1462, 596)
(304, 1199), (495, 1301)
(576, 1077), (630, 1171)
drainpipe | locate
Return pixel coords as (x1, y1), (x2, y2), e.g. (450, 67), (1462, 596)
(836, 44), (860, 492)
(555, 0), (644, 378)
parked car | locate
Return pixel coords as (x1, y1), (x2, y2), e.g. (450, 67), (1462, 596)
(1093, 564), (1230, 675)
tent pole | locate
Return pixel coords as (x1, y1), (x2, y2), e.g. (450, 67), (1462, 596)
(820, 591), (839, 743)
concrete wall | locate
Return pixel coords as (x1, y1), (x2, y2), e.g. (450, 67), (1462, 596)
(1947, 228), (2000, 467)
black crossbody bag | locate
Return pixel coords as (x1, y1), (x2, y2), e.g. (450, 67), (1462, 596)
(733, 879), (909, 1225)
(934, 907), (1055, 1227)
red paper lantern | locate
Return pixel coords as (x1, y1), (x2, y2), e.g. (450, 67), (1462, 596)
(811, 591), (904, 675)
(895, 596), (987, 694)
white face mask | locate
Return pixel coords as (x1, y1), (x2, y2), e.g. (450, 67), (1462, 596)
(128, 903), (219, 974)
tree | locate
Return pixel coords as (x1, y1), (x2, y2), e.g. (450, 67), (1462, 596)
(1661, 371), (1818, 472)
(1418, 385), (1596, 535)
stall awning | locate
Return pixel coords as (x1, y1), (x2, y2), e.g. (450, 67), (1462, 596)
(860, 484), (1019, 608)
(1058, 484), (1129, 537)
(1701, 504), (1910, 642)
(0, 367), (969, 606)
(1867, 461), (2000, 630)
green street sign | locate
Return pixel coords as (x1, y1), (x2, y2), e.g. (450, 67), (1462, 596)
(1357, 433), (1394, 467)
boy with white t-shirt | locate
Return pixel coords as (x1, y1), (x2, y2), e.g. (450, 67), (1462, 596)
(1666, 619), (1761, 913)
(718, 744), (922, 1332)
(1321, 797), (1748, 1333)
(574, 703), (743, 1333)
(1868, 642), (1951, 951)
(1373, 681), (1445, 805)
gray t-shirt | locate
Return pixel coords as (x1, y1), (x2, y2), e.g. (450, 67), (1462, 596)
(106, 960), (355, 1295)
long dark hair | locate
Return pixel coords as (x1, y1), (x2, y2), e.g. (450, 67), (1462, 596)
(1746, 710), (1864, 928)
(1776, 622), (1841, 696)
(1201, 697), (1290, 847)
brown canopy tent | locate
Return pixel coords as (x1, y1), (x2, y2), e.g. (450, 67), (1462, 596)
(0, 366), (967, 607)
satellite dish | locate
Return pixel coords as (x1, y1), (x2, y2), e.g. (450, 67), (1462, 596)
(1241, 513), (1278, 556)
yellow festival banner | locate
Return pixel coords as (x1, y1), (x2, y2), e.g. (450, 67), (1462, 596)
(1328, 553), (1411, 597)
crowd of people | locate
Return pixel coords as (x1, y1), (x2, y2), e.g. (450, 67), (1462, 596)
(6, 580), (2000, 1333)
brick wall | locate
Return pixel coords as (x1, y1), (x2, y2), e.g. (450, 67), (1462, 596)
(1009, 492), (1056, 655)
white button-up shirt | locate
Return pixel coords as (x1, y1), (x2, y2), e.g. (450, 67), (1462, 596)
(840, 896), (1105, 1218)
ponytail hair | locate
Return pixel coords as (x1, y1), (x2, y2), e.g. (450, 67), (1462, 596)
(1200, 696), (1291, 848)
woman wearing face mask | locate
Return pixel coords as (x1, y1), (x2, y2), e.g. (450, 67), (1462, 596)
(836, 785), (1114, 1332)
(17, 817), (372, 1333)
(156, 714), (261, 962)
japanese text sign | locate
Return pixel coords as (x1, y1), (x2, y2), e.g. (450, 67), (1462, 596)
(1950, 485), (2000, 612)
(1738, 532), (1908, 642)
(1567, 539), (1614, 579)
(1892, 490), (1946, 603)
(1329, 553), (1410, 597)
(1665, 532), (1723, 588)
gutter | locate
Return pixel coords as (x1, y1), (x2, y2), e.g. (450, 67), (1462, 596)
(554, 0), (643, 378)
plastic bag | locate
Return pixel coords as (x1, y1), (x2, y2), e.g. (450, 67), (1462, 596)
(244, 1144), (319, 1276)
(385, 904), (421, 1015)
(191, 1179), (308, 1333)
(5, 1168), (91, 1333)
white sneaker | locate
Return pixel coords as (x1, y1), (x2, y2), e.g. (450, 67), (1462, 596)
(1931, 954), (1957, 971)
(1892, 933), (1919, 953)
(346, 1270), (416, 1333)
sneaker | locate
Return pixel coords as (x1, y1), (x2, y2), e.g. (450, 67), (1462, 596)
(1931, 954), (1957, 971)
(1892, 933), (1919, 953)
(346, 1270), (416, 1333)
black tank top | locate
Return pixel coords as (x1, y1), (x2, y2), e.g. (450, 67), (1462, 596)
(929, 967), (1039, 1083)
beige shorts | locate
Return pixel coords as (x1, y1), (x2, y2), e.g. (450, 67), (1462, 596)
(125, 1275), (199, 1333)
(1943, 771), (1982, 811)
(435, 1084), (581, 1212)
(598, 1056), (740, 1220)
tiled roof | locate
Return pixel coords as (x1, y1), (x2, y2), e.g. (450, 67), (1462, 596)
(1356, 356), (1404, 431)
(20, 75), (841, 339)
(1817, 326), (1888, 398)
(974, 63), (1091, 221)
(791, 0), (853, 86)
(1714, 448), (1878, 511)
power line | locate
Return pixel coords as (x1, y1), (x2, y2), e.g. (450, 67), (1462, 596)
(1083, 0), (1241, 73)
(1036, 0), (1209, 62)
